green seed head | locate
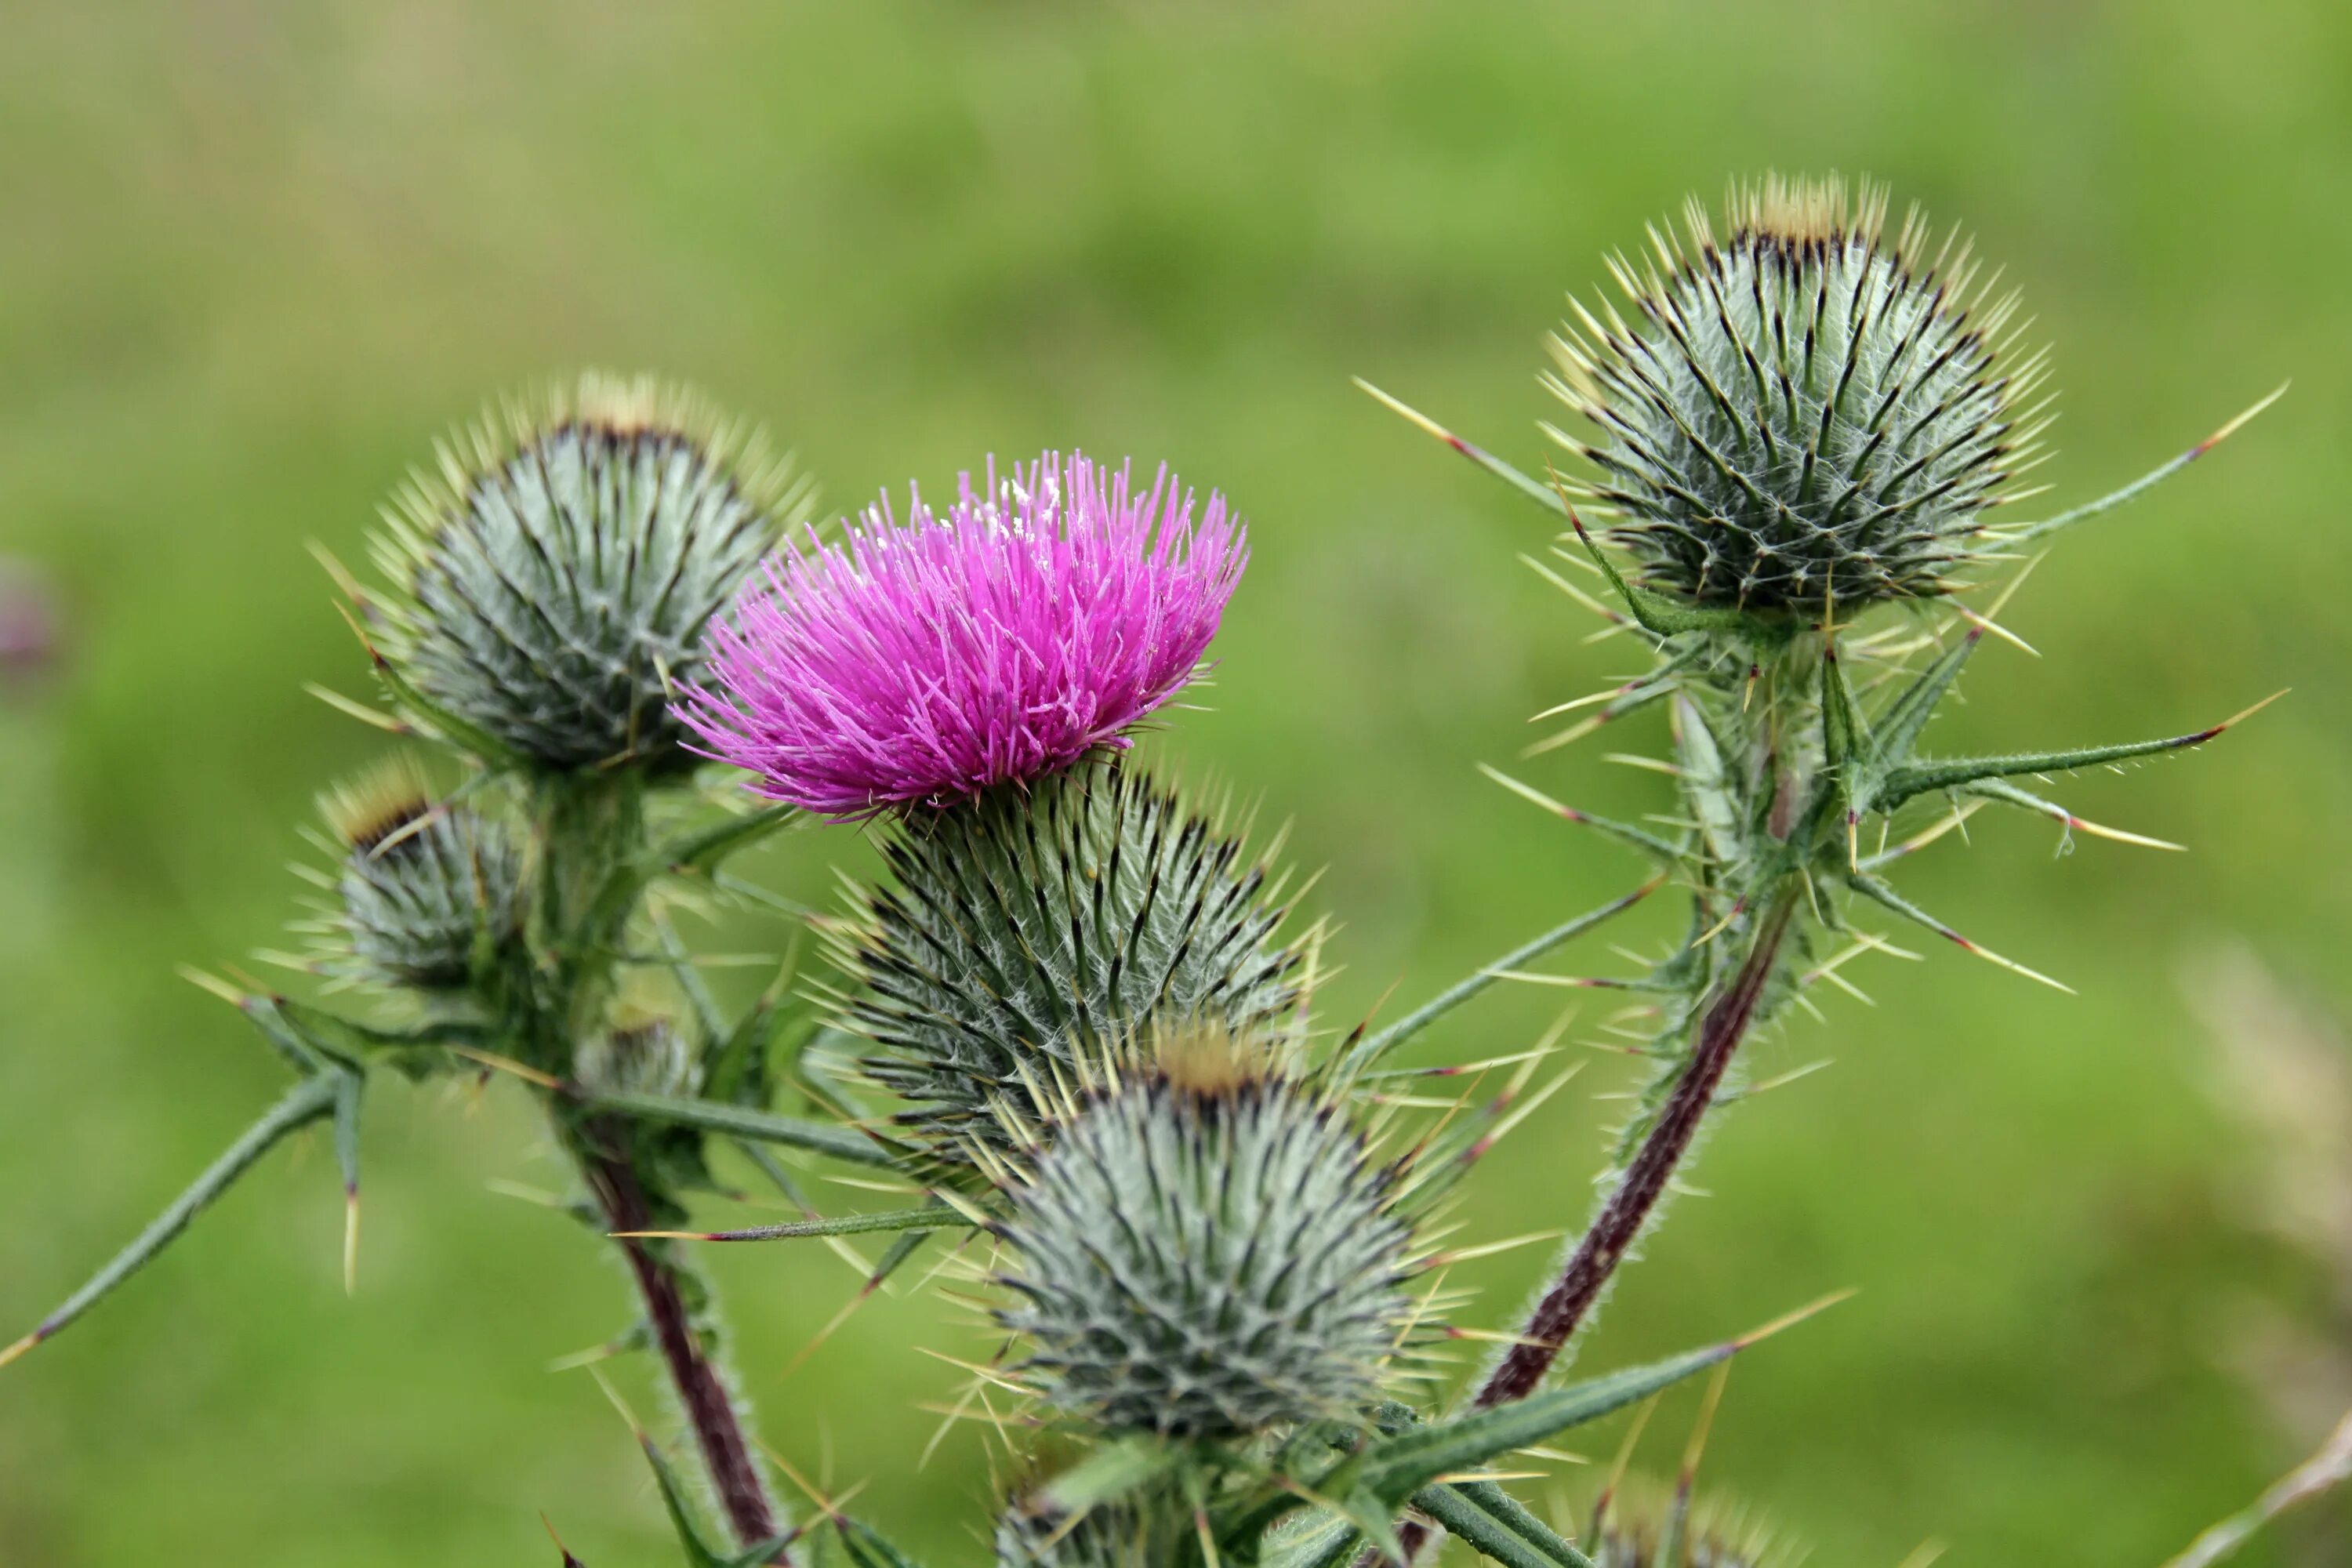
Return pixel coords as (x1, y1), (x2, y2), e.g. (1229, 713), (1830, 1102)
(371, 373), (809, 774)
(993, 1031), (1415, 1440)
(837, 763), (1306, 1163)
(1548, 175), (2049, 615)
(316, 756), (524, 991)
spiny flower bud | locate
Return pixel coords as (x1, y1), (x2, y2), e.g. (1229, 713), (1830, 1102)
(837, 763), (1305, 1161)
(993, 1494), (1186, 1568)
(314, 756), (524, 990)
(679, 451), (1244, 817)
(993, 1032), (1417, 1439)
(372, 373), (808, 774)
(575, 1014), (696, 1099)
(1592, 1483), (1787, 1568)
(1548, 175), (2049, 615)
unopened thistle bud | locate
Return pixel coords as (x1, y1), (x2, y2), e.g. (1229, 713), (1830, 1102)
(315, 756), (524, 990)
(993, 1032), (1418, 1439)
(679, 451), (1244, 817)
(372, 373), (807, 773)
(839, 764), (1304, 1160)
(1548, 176), (2049, 615)
(575, 1014), (696, 1099)
(994, 1494), (1188, 1568)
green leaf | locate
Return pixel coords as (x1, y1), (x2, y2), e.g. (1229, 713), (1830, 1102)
(1359, 1343), (1731, 1504)
(661, 802), (804, 876)
(579, 1087), (902, 1168)
(637, 1432), (727, 1567)
(2, 1073), (342, 1369)
(833, 1517), (935, 1568)
(1340, 878), (1664, 1077)
(689, 1206), (971, 1243)
(1038, 1436), (1186, 1517)
(1417, 1483), (1595, 1568)
(1875, 698), (2266, 812)
(1870, 628), (1980, 765)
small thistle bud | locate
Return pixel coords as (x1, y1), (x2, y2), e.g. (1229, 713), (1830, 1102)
(838, 764), (1304, 1160)
(679, 451), (1244, 816)
(372, 374), (808, 773)
(316, 756), (524, 990)
(1548, 176), (2049, 614)
(575, 1014), (696, 1099)
(1591, 1481), (1787, 1568)
(994, 1034), (1417, 1439)
(994, 1494), (1185, 1568)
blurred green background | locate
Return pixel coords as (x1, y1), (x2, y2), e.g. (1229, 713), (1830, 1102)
(4, 2), (2349, 1564)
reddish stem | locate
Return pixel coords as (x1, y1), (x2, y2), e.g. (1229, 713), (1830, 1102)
(1386, 895), (1795, 1565)
(586, 1149), (786, 1562)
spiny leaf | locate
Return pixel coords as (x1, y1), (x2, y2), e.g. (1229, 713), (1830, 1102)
(1874, 690), (2284, 811)
(2, 1073), (342, 1370)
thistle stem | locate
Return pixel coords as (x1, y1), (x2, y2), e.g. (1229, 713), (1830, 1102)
(1386, 891), (1796, 1566)
(582, 1142), (787, 1563)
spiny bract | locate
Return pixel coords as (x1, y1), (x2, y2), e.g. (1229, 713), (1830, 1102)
(837, 763), (1305, 1160)
(371, 373), (808, 773)
(993, 1043), (1415, 1439)
(314, 756), (524, 991)
(1548, 175), (2049, 615)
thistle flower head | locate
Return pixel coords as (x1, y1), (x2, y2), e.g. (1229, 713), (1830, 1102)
(679, 452), (1245, 817)
(371, 373), (807, 774)
(314, 755), (524, 991)
(1548, 175), (2049, 615)
(991, 1028), (1419, 1440)
(836, 762), (1305, 1163)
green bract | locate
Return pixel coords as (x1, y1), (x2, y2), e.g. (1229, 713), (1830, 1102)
(839, 763), (1307, 1160)
(995, 1055), (1414, 1439)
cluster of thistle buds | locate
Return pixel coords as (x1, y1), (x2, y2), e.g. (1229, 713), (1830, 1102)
(6, 174), (2292, 1568)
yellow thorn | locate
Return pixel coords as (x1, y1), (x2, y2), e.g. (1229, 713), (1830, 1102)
(1353, 377), (1457, 445)
(1984, 550), (2046, 621)
(447, 1044), (564, 1089)
(1893, 1542), (1950, 1568)
(2217, 688), (2290, 731)
(1950, 601), (2039, 658)
(343, 1190), (361, 1296)
(0, 1331), (40, 1370)
(2063, 814), (2186, 852)
(2193, 379), (2290, 457)
(1679, 1361), (1733, 1481)
(176, 965), (252, 1008)
(1730, 1287), (1860, 1350)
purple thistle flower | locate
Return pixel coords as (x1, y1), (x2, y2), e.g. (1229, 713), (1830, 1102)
(677, 452), (1246, 817)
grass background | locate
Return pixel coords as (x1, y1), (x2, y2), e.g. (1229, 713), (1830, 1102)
(4, 2), (2350, 1563)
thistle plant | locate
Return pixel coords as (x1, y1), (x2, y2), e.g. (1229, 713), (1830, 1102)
(5, 178), (2310, 1568)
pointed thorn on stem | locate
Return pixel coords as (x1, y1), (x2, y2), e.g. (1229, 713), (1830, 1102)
(0, 1329), (44, 1371)
(2190, 380), (2289, 459)
(1728, 1287), (1860, 1351)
